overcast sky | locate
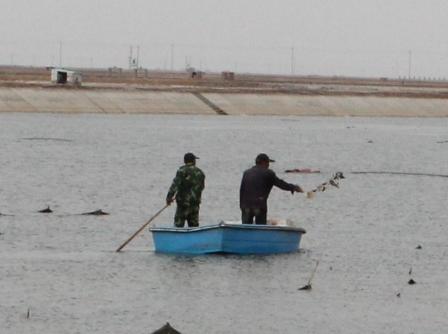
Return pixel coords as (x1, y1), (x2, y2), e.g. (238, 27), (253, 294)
(1, 0), (448, 77)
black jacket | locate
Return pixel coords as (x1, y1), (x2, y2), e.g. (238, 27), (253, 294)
(239, 165), (296, 210)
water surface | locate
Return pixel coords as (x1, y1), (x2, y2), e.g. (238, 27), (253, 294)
(1, 113), (447, 333)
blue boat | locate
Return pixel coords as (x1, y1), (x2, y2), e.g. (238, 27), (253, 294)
(149, 222), (306, 255)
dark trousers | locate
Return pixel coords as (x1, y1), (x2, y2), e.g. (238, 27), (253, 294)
(174, 205), (199, 228)
(241, 207), (267, 225)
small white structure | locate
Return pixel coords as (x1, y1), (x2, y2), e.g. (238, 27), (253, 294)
(51, 69), (82, 86)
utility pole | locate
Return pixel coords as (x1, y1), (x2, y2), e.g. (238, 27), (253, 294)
(408, 50), (412, 79)
(290, 47), (295, 75)
(59, 41), (62, 67)
(170, 43), (174, 71)
(129, 46), (133, 69)
(136, 45), (140, 68)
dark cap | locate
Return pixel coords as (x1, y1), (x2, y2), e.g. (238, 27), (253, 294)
(255, 153), (275, 164)
(184, 152), (199, 163)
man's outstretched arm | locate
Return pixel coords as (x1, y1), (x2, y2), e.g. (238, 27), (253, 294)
(273, 174), (304, 193)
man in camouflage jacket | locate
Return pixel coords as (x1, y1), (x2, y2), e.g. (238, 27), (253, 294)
(166, 153), (205, 227)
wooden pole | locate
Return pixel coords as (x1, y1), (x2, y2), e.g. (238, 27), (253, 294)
(116, 203), (171, 252)
(307, 260), (320, 286)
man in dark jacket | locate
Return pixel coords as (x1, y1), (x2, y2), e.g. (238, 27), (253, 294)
(239, 153), (303, 224)
(167, 153), (205, 227)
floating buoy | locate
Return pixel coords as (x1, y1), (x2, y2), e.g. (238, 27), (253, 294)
(408, 279), (416, 285)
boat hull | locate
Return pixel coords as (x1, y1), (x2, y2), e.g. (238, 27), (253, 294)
(150, 223), (306, 255)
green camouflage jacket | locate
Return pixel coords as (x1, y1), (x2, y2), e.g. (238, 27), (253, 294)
(167, 164), (205, 206)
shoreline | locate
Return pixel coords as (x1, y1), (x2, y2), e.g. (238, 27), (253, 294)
(2, 66), (448, 116)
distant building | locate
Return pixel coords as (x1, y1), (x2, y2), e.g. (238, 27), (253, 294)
(51, 68), (82, 86)
(186, 66), (204, 79)
(222, 71), (235, 80)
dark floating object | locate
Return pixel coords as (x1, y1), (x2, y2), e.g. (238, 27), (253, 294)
(21, 137), (73, 142)
(396, 292), (401, 298)
(151, 322), (181, 334)
(285, 168), (320, 174)
(38, 206), (53, 213)
(329, 179), (339, 188)
(298, 260), (319, 292)
(82, 209), (109, 216)
(408, 279), (416, 285)
(0, 212), (14, 217)
(298, 284), (312, 291)
(436, 140), (448, 144)
(334, 171), (345, 179)
(367, 140), (374, 143)
(306, 172), (345, 198)
(409, 267), (413, 275)
(26, 308), (30, 320)
(351, 171), (448, 178)
(416, 245), (422, 249)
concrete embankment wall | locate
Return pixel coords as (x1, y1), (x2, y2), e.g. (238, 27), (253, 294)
(203, 93), (448, 117)
(1, 87), (448, 116)
(0, 88), (214, 115)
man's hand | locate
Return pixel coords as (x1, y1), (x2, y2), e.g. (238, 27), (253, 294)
(166, 197), (174, 205)
(294, 185), (304, 193)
